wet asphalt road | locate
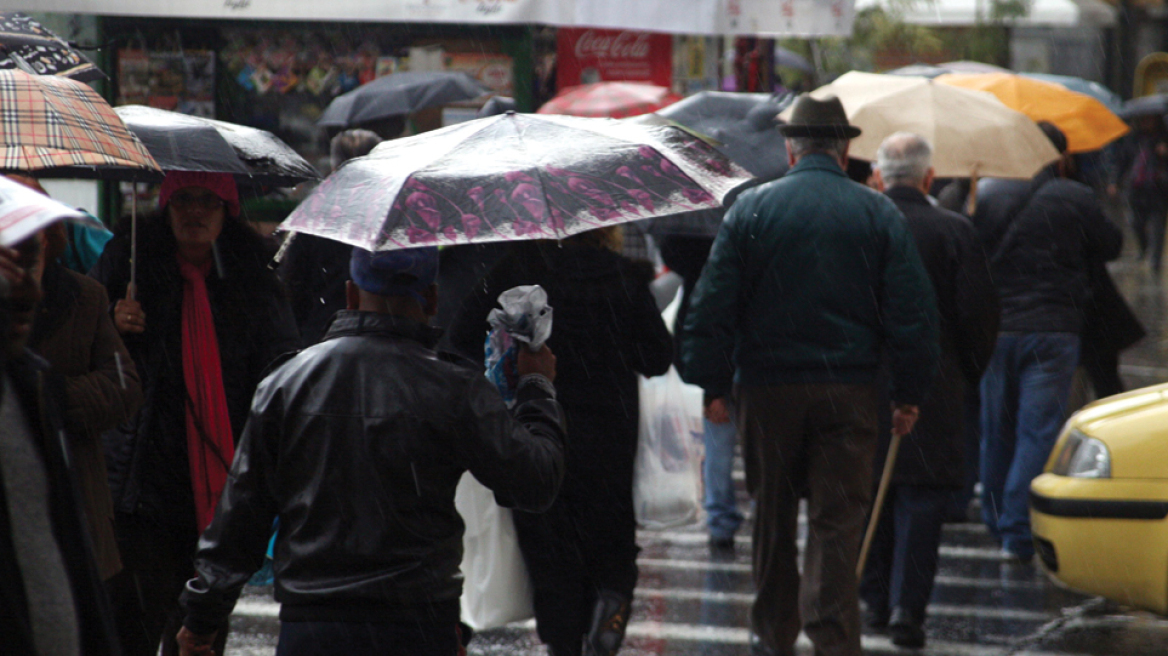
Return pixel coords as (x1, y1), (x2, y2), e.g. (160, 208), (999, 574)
(222, 217), (1168, 655)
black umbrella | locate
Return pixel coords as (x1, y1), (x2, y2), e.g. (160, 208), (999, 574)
(0, 13), (104, 82)
(1119, 94), (1168, 121)
(115, 105), (320, 187)
(318, 71), (491, 129)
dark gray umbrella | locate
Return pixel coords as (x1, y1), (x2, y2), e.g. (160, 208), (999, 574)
(640, 92), (793, 237)
(1119, 94), (1168, 121)
(775, 46), (814, 74)
(0, 13), (103, 82)
(318, 71), (491, 128)
(115, 105), (320, 186)
(477, 96), (517, 118)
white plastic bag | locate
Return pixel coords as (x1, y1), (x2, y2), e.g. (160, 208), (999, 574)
(455, 472), (534, 630)
(485, 285), (553, 406)
(634, 367), (705, 530)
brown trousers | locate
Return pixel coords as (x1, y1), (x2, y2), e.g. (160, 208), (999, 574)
(738, 383), (877, 656)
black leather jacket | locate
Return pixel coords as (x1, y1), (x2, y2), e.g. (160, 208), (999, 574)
(181, 311), (566, 631)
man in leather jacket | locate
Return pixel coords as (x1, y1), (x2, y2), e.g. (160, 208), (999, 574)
(178, 246), (566, 656)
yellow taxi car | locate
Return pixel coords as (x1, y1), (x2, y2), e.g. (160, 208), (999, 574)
(1030, 382), (1168, 614)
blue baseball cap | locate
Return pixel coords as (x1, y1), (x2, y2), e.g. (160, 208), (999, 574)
(350, 246), (439, 305)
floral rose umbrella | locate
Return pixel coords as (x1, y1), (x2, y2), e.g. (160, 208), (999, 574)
(279, 112), (752, 252)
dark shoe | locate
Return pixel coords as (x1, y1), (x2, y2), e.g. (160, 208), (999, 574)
(862, 603), (889, 631)
(888, 608), (926, 649)
(709, 535), (735, 552)
(748, 632), (792, 656)
(583, 590), (631, 656)
(1000, 547), (1034, 565)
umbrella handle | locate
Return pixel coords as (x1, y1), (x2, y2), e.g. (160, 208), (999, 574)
(856, 430), (904, 579)
(128, 182), (137, 300)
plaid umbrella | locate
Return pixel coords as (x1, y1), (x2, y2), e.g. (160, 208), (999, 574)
(0, 70), (159, 180)
(0, 13), (104, 82)
(538, 82), (682, 118)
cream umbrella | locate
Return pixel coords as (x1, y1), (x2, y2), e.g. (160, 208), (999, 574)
(780, 71), (1060, 179)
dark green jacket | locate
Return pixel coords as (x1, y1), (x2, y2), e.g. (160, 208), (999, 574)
(680, 154), (939, 405)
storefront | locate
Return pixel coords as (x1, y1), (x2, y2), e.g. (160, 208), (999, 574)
(102, 17), (534, 173)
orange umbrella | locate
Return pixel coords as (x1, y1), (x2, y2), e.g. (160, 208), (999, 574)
(936, 72), (1129, 153)
(537, 82), (681, 118)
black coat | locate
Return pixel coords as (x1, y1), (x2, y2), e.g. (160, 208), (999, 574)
(977, 169), (1122, 333)
(180, 312), (566, 630)
(91, 217), (300, 538)
(449, 242), (673, 497)
(879, 187), (1000, 487)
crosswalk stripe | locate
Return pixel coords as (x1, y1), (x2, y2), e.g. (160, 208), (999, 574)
(632, 588), (1051, 621)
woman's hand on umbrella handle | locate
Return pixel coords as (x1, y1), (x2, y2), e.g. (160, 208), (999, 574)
(114, 297), (146, 335)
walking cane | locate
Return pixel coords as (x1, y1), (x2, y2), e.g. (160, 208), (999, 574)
(856, 430), (905, 579)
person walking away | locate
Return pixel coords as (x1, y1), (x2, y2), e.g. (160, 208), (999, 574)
(0, 230), (123, 656)
(92, 171), (300, 656)
(659, 234), (744, 552)
(1112, 116), (1168, 273)
(449, 227), (674, 656)
(860, 133), (999, 648)
(681, 95), (940, 656)
(176, 246), (566, 656)
(978, 123), (1122, 562)
(279, 129), (381, 347)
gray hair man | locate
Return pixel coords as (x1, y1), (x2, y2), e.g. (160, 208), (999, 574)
(681, 96), (940, 656)
(863, 131), (1000, 649)
(874, 132), (934, 193)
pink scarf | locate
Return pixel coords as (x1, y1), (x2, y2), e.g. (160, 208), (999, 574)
(178, 256), (235, 531)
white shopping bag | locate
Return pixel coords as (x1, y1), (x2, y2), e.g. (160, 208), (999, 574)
(455, 471), (534, 630)
(633, 367), (705, 530)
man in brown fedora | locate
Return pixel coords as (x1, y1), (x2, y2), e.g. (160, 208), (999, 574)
(680, 95), (940, 656)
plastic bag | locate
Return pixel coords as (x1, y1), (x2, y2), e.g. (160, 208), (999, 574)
(455, 472), (534, 630)
(484, 285), (553, 406)
(634, 366), (705, 530)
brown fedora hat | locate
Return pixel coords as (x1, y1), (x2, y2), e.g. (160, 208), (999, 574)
(778, 94), (861, 139)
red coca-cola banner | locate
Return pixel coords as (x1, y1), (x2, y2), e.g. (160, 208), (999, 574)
(557, 28), (672, 90)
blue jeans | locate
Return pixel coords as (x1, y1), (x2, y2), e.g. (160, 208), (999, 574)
(980, 332), (1080, 559)
(704, 415), (744, 540)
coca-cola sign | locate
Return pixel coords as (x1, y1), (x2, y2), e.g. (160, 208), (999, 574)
(558, 28), (671, 90)
(573, 31), (652, 61)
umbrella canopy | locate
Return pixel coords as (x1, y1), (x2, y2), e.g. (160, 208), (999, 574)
(936, 72), (1129, 153)
(318, 71), (491, 129)
(115, 105), (320, 186)
(1020, 72), (1123, 113)
(783, 72), (1060, 179)
(0, 70), (158, 180)
(1118, 94), (1168, 121)
(938, 60), (1011, 74)
(0, 12), (103, 82)
(885, 64), (951, 78)
(656, 91), (789, 180)
(775, 46), (814, 74)
(538, 82), (682, 118)
(477, 95), (517, 118)
(0, 172), (93, 247)
(280, 112), (752, 252)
